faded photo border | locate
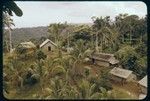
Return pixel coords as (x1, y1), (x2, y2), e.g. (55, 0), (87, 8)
(1, 0), (149, 100)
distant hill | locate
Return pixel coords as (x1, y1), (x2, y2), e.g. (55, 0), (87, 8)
(11, 23), (93, 47)
(12, 26), (49, 46)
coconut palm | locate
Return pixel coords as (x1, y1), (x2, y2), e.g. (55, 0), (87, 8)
(61, 25), (77, 53)
(3, 1), (23, 53)
(2, 1), (23, 17)
(48, 23), (67, 44)
(92, 16), (112, 52)
(3, 12), (15, 53)
(70, 39), (93, 79)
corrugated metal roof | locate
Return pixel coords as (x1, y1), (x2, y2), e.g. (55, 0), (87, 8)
(40, 39), (57, 48)
(109, 57), (120, 64)
(139, 94), (146, 99)
(138, 75), (147, 87)
(110, 67), (133, 79)
(90, 53), (119, 64)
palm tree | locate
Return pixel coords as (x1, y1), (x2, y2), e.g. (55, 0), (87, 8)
(62, 26), (76, 53)
(3, 30), (9, 52)
(103, 27), (120, 52)
(3, 12), (15, 53)
(70, 40), (92, 79)
(3, 1), (23, 17)
(92, 16), (112, 52)
(76, 79), (112, 99)
(3, 1), (23, 53)
(48, 23), (67, 44)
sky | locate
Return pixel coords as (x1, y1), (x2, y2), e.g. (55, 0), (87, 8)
(12, 1), (147, 28)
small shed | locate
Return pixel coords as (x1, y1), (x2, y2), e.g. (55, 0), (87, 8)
(138, 75), (147, 94)
(109, 67), (135, 85)
(89, 52), (119, 67)
(40, 39), (57, 52)
(139, 94), (146, 100)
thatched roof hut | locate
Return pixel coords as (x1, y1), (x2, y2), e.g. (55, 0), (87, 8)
(20, 41), (36, 49)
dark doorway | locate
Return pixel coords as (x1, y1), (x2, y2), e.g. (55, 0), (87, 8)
(92, 58), (95, 64)
(48, 46), (51, 51)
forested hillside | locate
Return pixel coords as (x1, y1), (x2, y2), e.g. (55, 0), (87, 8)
(11, 26), (49, 46)
(11, 23), (92, 47)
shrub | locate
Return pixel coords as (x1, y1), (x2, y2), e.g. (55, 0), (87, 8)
(52, 66), (66, 76)
(30, 74), (40, 84)
(115, 45), (139, 70)
(16, 46), (27, 55)
(24, 72), (40, 86)
(35, 50), (47, 60)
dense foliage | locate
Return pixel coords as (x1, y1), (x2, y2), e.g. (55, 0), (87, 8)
(3, 13), (147, 99)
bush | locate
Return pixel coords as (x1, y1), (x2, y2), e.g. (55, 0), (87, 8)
(88, 75), (97, 84)
(52, 66), (66, 76)
(95, 71), (112, 91)
(135, 42), (147, 57)
(135, 56), (147, 78)
(24, 72), (40, 86)
(35, 50), (47, 60)
(30, 74), (40, 84)
(115, 45), (139, 70)
(16, 46), (27, 54)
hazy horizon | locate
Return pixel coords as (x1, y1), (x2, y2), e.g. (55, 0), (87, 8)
(11, 1), (147, 28)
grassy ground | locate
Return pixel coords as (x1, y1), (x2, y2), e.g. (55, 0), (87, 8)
(111, 86), (137, 99)
(111, 81), (140, 98)
(4, 83), (43, 99)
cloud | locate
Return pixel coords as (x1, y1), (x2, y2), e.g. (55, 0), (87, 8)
(13, 1), (147, 28)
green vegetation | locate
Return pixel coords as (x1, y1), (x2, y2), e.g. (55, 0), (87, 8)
(3, 10), (147, 99)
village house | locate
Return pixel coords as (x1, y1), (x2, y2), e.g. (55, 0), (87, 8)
(89, 52), (119, 67)
(139, 94), (146, 100)
(18, 41), (36, 51)
(109, 67), (136, 85)
(40, 39), (57, 53)
(138, 75), (147, 94)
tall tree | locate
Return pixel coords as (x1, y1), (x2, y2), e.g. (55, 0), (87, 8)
(48, 23), (68, 44)
(3, 12), (15, 53)
(92, 16), (111, 52)
(3, 1), (23, 53)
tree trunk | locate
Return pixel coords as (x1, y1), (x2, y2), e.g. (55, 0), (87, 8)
(130, 31), (132, 44)
(92, 34), (94, 49)
(122, 35), (124, 43)
(67, 32), (70, 53)
(6, 35), (9, 52)
(95, 32), (99, 52)
(101, 35), (103, 52)
(8, 28), (12, 53)
(6, 41), (9, 52)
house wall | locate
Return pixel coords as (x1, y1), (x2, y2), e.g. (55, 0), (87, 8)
(41, 42), (56, 53)
(140, 86), (147, 94)
(110, 75), (124, 82)
(126, 74), (137, 82)
(110, 71), (136, 83)
(95, 60), (109, 67)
